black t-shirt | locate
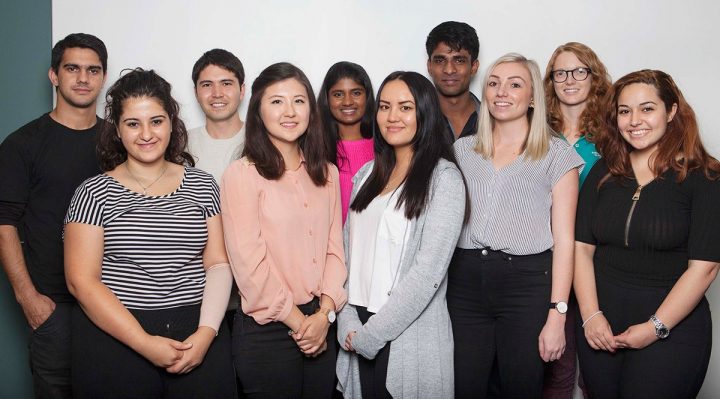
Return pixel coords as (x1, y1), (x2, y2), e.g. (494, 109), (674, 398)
(0, 113), (101, 302)
(576, 159), (720, 287)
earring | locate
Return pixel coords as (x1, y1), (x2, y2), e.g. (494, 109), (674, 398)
(529, 99), (535, 109)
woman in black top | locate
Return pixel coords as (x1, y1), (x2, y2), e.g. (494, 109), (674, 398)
(574, 69), (720, 398)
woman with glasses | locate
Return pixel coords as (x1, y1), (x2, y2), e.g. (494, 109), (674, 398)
(542, 42), (612, 398)
(449, 53), (583, 399)
(575, 70), (720, 398)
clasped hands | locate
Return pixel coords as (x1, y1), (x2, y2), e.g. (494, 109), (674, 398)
(138, 326), (216, 375)
(583, 313), (657, 352)
(291, 312), (330, 357)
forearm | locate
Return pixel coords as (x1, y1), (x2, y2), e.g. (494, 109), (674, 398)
(0, 225), (39, 301)
(549, 240), (573, 304)
(574, 242), (601, 320)
(654, 261), (719, 329)
(70, 278), (148, 352)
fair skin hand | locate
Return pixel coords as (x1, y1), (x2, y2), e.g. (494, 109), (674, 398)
(575, 242), (617, 352)
(538, 169), (578, 362)
(0, 225), (56, 330)
(614, 260), (719, 349)
(293, 295), (335, 356)
(65, 222), (191, 368)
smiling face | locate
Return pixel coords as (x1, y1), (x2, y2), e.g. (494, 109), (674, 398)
(49, 47), (105, 109)
(485, 62), (533, 123)
(617, 83), (677, 155)
(552, 51), (592, 107)
(259, 78), (310, 149)
(195, 64), (244, 123)
(427, 42), (479, 98)
(328, 77), (367, 126)
(117, 96), (171, 166)
(376, 79), (417, 151)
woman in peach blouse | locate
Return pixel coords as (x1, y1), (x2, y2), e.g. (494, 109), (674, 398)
(220, 62), (347, 398)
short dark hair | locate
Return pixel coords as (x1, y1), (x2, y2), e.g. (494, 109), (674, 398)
(425, 21), (479, 61)
(98, 68), (194, 171)
(191, 49), (245, 86)
(317, 61), (375, 167)
(51, 33), (107, 73)
(241, 62), (329, 186)
(351, 71), (467, 220)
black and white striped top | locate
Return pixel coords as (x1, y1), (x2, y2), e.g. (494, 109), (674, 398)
(454, 136), (584, 255)
(64, 167), (220, 310)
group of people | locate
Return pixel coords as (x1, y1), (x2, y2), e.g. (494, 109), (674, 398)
(0, 20), (718, 399)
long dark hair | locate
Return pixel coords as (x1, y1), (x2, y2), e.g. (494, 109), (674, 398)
(98, 68), (194, 171)
(598, 69), (720, 183)
(317, 61), (375, 167)
(351, 71), (460, 219)
(241, 62), (329, 186)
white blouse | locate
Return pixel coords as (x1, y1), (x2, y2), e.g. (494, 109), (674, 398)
(347, 189), (412, 313)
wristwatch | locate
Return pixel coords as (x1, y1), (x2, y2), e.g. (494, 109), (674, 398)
(316, 307), (336, 324)
(550, 301), (568, 314)
(650, 315), (670, 339)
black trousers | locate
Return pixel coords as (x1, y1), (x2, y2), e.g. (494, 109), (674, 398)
(576, 273), (712, 399)
(71, 304), (237, 399)
(355, 306), (392, 399)
(448, 248), (552, 399)
(233, 298), (337, 399)
(28, 301), (73, 399)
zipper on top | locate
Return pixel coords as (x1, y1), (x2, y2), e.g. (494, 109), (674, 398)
(624, 185), (644, 247)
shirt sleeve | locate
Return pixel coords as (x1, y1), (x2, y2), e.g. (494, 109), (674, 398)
(0, 134), (31, 225)
(220, 160), (295, 324)
(321, 165), (348, 311)
(64, 178), (105, 227)
(575, 159), (607, 245)
(549, 139), (585, 187)
(687, 171), (720, 262)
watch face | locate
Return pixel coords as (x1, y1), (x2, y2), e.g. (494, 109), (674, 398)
(657, 327), (670, 339)
(328, 310), (336, 323)
(556, 302), (568, 314)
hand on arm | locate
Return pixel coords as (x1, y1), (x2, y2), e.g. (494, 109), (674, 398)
(0, 225), (56, 329)
(539, 170), (577, 361)
(614, 260), (719, 349)
(293, 295), (335, 356)
(65, 222), (190, 367)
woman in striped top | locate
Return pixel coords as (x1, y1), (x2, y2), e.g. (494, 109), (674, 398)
(64, 69), (236, 398)
(221, 63), (347, 398)
(318, 61), (376, 224)
(449, 53), (583, 398)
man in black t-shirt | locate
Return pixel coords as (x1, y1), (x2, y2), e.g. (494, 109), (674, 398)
(426, 21), (481, 142)
(0, 33), (107, 399)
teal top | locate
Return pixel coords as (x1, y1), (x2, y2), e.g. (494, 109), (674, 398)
(566, 135), (600, 186)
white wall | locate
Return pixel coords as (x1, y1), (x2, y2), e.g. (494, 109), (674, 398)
(53, 1), (720, 397)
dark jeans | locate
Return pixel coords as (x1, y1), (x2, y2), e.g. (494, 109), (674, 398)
(71, 304), (236, 399)
(28, 301), (73, 399)
(448, 248), (552, 399)
(576, 273), (711, 399)
(233, 298), (336, 399)
(355, 306), (392, 399)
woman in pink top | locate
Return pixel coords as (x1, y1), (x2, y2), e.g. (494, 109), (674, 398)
(318, 62), (376, 223)
(221, 62), (347, 398)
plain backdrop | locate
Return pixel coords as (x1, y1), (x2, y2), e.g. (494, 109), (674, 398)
(53, 1), (720, 397)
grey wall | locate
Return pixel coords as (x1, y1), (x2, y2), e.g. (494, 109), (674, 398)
(0, 0), (52, 396)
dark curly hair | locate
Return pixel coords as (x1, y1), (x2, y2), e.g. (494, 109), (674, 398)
(97, 68), (194, 171)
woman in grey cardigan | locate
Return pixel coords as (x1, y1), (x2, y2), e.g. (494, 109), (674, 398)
(336, 71), (466, 398)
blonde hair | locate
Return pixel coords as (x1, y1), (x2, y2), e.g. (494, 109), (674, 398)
(474, 53), (556, 160)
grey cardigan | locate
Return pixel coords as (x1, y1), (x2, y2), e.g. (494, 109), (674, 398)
(336, 159), (466, 398)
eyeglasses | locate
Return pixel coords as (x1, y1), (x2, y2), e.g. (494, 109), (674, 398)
(551, 67), (592, 83)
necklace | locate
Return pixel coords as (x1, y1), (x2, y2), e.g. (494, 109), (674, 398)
(125, 162), (168, 195)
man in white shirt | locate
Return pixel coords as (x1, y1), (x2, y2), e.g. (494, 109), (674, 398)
(188, 48), (246, 182)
